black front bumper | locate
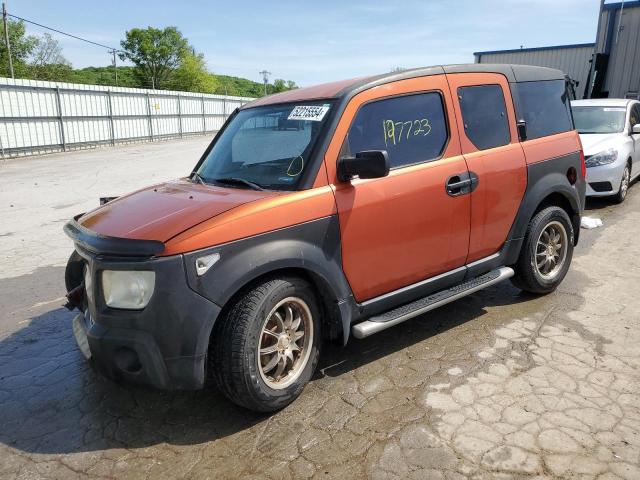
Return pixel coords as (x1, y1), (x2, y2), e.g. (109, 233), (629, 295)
(71, 246), (221, 390)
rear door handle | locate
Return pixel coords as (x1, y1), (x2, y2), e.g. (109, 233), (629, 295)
(446, 172), (479, 196)
(447, 178), (471, 190)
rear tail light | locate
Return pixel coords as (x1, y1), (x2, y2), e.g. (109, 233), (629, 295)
(577, 135), (586, 179)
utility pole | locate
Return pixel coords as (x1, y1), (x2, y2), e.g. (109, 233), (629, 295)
(2, 2), (14, 79)
(111, 49), (118, 86)
(259, 70), (271, 96)
(586, 0), (606, 98)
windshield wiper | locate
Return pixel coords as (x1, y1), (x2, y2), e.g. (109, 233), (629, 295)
(191, 171), (206, 185)
(213, 177), (264, 191)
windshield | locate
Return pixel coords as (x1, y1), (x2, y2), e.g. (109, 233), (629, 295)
(572, 106), (627, 134)
(196, 101), (333, 190)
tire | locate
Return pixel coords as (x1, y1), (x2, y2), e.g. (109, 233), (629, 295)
(65, 251), (87, 312)
(613, 163), (631, 204)
(210, 276), (321, 412)
(65, 250), (84, 293)
(511, 206), (574, 294)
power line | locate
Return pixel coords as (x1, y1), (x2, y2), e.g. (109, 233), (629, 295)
(7, 11), (121, 52)
(4, 6), (122, 84)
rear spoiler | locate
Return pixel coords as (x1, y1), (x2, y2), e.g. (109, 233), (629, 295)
(63, 214), (165, 257)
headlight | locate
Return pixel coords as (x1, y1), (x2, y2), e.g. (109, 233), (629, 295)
(102, 270), (155, 309)
(585, 148), (618, 167)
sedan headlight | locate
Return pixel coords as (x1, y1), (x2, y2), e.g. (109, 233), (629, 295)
(102, 270), (155, 310)
(585, 148), (618, 167)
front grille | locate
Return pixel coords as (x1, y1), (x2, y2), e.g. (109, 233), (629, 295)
(589, 181), (613, 192)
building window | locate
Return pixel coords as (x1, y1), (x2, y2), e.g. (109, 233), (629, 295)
(458, 84), (510, 150)
(345, 92), (449, 169)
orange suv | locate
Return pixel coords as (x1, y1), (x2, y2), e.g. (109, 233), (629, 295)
(64, 64), (586, 411)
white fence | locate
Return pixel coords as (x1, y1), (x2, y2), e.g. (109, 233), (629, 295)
(0, 77), (254, 158)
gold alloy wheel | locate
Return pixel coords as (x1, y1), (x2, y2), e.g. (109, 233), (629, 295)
(258, 297), (313, 390)
(535, 220), (568, 280)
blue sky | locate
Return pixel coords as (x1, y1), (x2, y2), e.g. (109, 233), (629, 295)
(13, 0), (602, 86)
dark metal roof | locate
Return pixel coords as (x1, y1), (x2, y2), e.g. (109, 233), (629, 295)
(242, 64), (566, 109)
(474, 43), (595, 56)
(336, 64), (565, 99)
(603, 1), (640, 11)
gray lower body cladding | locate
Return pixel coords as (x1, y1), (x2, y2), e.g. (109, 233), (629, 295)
(74, 248), (221, 390)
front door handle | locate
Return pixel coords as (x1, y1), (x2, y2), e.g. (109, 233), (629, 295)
(446, 172), (479, 196)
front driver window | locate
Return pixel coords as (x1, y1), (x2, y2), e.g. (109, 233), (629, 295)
(630, 105), (640, 130)
(344, 92), (449, 169)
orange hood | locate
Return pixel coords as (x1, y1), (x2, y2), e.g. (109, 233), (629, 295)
(79, 179), (279, 242)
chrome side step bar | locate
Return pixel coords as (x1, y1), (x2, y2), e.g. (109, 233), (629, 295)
(351, 267), (514, 339)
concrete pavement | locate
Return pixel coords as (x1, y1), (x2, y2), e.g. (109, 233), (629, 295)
(0, 140), (639, 479)
(0, 137), (210, 283)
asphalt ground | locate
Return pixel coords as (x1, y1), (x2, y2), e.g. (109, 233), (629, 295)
(1, 138), (639, 479)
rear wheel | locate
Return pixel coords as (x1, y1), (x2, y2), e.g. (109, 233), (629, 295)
(210, 276), (321, 412)
(613, 163), (631, 204)
(511, 206), (574, 294)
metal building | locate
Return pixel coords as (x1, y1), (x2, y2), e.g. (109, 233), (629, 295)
(474, 44), (595, 98)
(592, 1), (640, 99)
(474, 1), (640, 100)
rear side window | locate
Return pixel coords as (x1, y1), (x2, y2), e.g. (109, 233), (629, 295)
(345, 92), (448, 169)
(458, 84), (510, 150)
(517, 80), (573, 140)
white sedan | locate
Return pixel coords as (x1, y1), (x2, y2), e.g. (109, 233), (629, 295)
(572, 99), (640, 203)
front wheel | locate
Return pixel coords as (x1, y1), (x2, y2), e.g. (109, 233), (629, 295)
(613, 163), (631, 204)
(210, 276), (321, 412)
(511, 206), (574, 294)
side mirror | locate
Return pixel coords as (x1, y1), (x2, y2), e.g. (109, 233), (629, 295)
(632, 124), (640, 135)
(337, 150), (390, 182)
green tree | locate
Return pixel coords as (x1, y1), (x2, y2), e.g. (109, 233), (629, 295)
(119, 26), (189, 89)
(69, 66), (140, 88)
(167, 50), (217, 93)
(270, 78), (299, 94)
(0, 18), (38, 77)
(28, 33), (73, 81)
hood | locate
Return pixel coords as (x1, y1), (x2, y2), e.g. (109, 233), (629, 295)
(578, 133), (621, 156)
(79, 179), (279, 242)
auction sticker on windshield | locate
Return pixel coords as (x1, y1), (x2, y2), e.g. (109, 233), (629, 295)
(288, 104), (330, 121)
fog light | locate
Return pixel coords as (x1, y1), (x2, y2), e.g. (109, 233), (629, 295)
(114, 347), (142, 374)
(102, 270), (155, 309)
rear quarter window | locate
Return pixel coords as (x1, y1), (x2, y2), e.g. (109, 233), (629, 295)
(458, 84), (510, 150)
(345, 92), (448, 169)
(517, 80), (573, 140)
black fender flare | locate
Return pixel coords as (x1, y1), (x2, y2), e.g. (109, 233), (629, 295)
(509, 158), (584, 248)
(182, 216), (356, 344)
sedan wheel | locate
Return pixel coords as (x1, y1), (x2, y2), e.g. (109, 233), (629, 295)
(614, 165), (631, 204)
